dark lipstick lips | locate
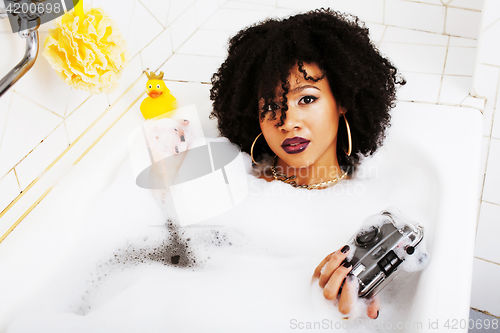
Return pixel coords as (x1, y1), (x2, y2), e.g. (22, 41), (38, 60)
(281, 136), (310, 154)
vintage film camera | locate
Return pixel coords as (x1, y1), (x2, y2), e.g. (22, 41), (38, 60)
(346, 211), (425, 299)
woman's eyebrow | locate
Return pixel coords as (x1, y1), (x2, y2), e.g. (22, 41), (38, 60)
(290, 85), (321, 94)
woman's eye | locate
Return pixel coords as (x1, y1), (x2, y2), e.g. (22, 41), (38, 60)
(300, 96), (317, 104)
(265, 102), (280, 112)
(299, 96), (317, 105)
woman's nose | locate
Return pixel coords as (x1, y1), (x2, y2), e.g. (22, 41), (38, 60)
(279, 105), (302, 132)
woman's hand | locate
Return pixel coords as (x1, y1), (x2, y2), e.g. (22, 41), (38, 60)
(312, 245), (380, 319)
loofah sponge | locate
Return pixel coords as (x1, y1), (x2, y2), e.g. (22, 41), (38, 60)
(43, 6), (129, 94)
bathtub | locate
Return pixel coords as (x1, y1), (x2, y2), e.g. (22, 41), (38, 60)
(0, 81), (483, 332)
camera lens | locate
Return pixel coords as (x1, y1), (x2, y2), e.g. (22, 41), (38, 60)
(356, 226), (379, 247)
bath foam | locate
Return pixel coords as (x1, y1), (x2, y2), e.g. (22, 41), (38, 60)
(2, 138), (435, 332)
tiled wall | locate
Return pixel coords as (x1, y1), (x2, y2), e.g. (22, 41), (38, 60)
(1, 0), (497, 316)
(470, 0), (500, 318)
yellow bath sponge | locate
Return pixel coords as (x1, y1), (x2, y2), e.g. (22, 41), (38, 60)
(43, 5), (129, 94)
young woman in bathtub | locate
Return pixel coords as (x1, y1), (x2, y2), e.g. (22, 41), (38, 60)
(210, 8), (405, 320)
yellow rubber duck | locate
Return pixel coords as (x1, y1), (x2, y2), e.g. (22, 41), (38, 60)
(140, 71), (177, 119)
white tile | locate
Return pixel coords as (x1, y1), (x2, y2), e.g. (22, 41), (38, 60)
(177, 29), (232, 57)
(0, 20), (25, 79)
(14, 32), (71, 117)
(140, 28), (174, 73)
(223, 0), (275, 11)
(412, 0), (443, 4)
(166, 0), (197, 27)
(492, 98), (500, 139)
(448, 0), (484, 11)
(384, 0), (446, 34)
(472, 64), (500, 101)
(92, 0), (136, 39)
(461, 95), (486, 109)
(140, 0), (171, 28)
(481, 0), (500, 29)
(269, 8), (296, 19)
(444, 47), (477, 76)
(65, 94), (110, 143)
(108, 55), (143, 105)
(470, 258), (500, 317)
(439, 75), (473, 105)
(483, 138), (500, 205)
(397, 72), (442, 103)
(482, 99), (495, 136)
(0, 93), (62, 178)
(66, 89), (91, 117)
(481, 136), (489, 175)
(277, 0), (329, 12)
(218, 0), (228, 6)
(15, 124), (69, 190)
(382, 27), (448, 46)
(475, 202), (500, 263)
(0, 170), (20, 213)
(127, 1), (165, 58)
(477, 22), (500, 67)
(446, 7), (482, 39)
(364, 23), (386, 44)
(329, 0), (384, 24)
(170, 6), (198, 51)
(239, 0), (277, 6)
(0, 89), (13, 147)
(159, 54), (225, 83)
(201, 8), (273, 32)
(194, 0), (219, 27)
(379, 43), (447, 74)
(449, 36), (478, 47)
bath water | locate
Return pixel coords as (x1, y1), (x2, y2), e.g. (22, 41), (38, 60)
(0, 136), (434, 333)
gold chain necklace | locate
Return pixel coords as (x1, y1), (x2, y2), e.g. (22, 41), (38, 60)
(271, 156), (347, 190)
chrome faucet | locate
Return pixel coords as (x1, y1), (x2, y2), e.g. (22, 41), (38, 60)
(0, 1), (40, 98)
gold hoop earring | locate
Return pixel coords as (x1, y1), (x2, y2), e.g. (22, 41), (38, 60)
(250, 132), (263, 165)
(342, 113), (352, 156)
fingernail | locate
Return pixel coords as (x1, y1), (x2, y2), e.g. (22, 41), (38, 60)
(342, 260), (351, 268)
(341, 245), (350, 253)
(375, 310), (379, 319)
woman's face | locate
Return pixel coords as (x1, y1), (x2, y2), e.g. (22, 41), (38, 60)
(259, 62), (342, 171)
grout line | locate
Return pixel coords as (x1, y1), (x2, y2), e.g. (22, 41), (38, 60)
(382, 0), (385, 25)
(165, 0), (172, 28)
(443, 6), (447, 35)
(73, 92), (144, 165)
(0, 75), (146, 223)
(125, 0), (138, 42)
(470, 308), (500, 320)
(12, 168), (21, 192)
(63, 121), (71, 145)
(475, 256), (500, 267)
(165, 0), (198, 30)
(137, 0), (165, 28)
(436, 36), (451, 103)
(65, 95), (92, 118)
(13, 91), (65, 120)
(0, 187), (52, 244)
(0, 90), (14, 152)
(482, 199), (500, 207)
(397, 99), (485, 112)
(481, 17), (500, 33)
(4, 120), (67, 180)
